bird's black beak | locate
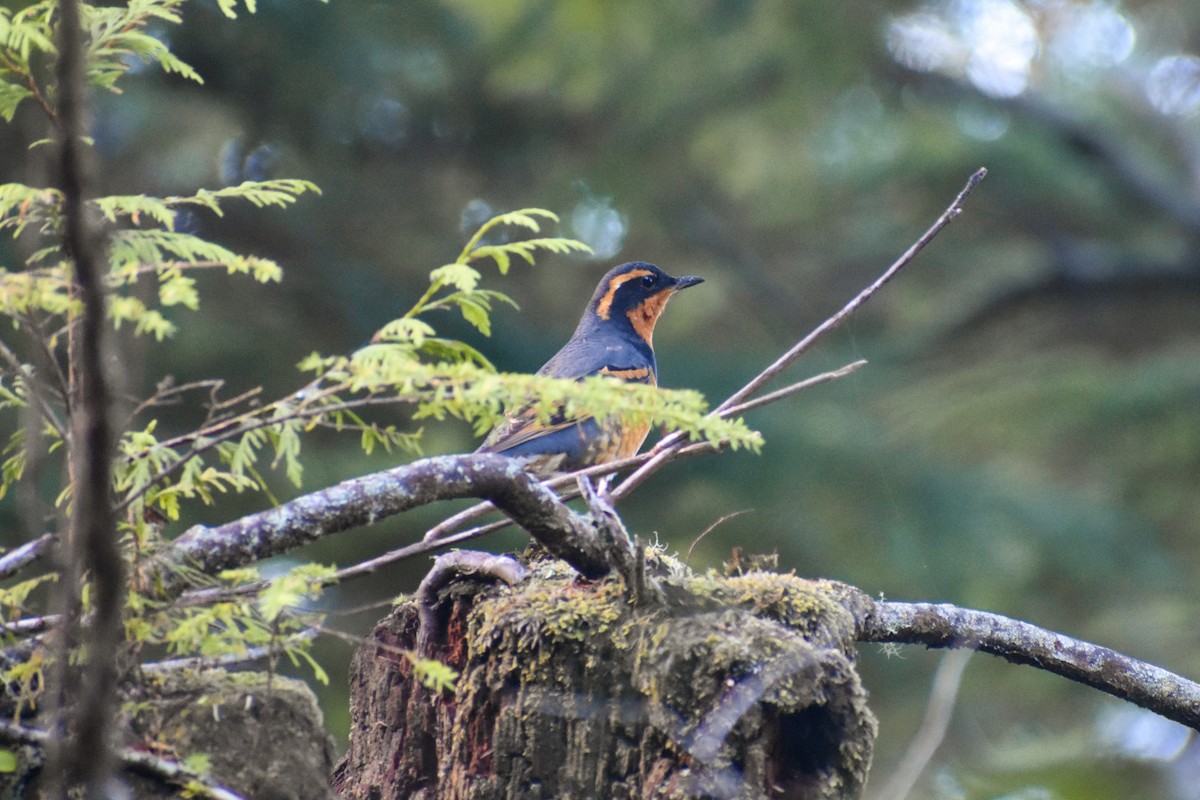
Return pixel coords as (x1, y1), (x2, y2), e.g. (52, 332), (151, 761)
(673, 275), (704, 291)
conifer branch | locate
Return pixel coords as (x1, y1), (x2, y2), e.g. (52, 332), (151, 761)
(141, 629), (319, 673)
(419, 359), (867, 546)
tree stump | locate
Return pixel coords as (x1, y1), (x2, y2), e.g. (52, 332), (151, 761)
(333, 553), (877, 800)
(1, 669), (336, 799)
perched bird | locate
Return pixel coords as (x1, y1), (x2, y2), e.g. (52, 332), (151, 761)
(478, 261), (703, 475)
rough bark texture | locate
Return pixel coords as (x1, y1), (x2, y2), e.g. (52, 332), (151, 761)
(2, 669), (336, 799)
(333, 552), (877, 800)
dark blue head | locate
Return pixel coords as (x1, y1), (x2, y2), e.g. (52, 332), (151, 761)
(584, 262), (704, 346)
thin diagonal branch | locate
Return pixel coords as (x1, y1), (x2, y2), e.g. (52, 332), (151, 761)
(871, 649), (972, 800)
(611, 168), (986, 501)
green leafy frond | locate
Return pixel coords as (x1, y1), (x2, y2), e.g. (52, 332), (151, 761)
(265, 417), (305, 486)
(411, 656), (459, 692)
(174, 179), (321, 216)
(399, 209), (583, 341)
(256, 563), (336, 620)
(157, 268), (199, 309)
(0, 183), (62, 237)
(236, 255), (284, 283)
(330, 355), (762, 452)
(469, 237), (593, 274)
(417, 337), (495, 369)
(108, 229), (241, 279)
(93, 194), (177, 229)
(0, 266), (76, 319)
(441, 289), (517, 335)
(0, 3), (51, 122)
(373, 317), (436, 347)
(84, 0), (202, 91)
(127, 559), (331, 683)
(213, 0), (260, 20)
(0, 573), (57, 619)
(456, 207), (570, 263)
(2, 649), (45, 719)
(0, 81), (33, 124)
(0, 3), (55, 65)
(109, 294), (176, 339)
(428, 262), (480, 292)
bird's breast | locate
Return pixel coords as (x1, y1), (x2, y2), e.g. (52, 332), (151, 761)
(588, 417), (653, 463)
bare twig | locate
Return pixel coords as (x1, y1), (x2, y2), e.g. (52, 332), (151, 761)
(611, 168), (987, 501)
(577, 476), (662, 606)
(858, 600), (1200, 732)
(19, 310), (72, 406)
(871, 649), (972, 800)
(0, 534), (56, 580)
(685, 509), (753, 563)
(718, 359), (867, 418)
(125, 378), (226, 424)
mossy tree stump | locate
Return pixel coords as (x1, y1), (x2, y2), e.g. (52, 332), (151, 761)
(333, 553), (877, 800)
(0, 670), (336, 799)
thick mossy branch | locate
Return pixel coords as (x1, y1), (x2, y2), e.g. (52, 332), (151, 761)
(857, 600), (1200, 732)
(139, 454), (612, 598)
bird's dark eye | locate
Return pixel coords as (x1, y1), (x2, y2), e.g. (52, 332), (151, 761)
(639, 274), (657, 289)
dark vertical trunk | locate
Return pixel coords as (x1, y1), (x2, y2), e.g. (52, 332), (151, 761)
(333, 554), (876, 799)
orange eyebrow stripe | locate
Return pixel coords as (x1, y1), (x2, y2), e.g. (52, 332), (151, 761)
(599, 365), (654, 382)
(595, 269), (654, 320)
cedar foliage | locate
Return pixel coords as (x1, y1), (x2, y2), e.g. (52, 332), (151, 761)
(0, 0), (761, 760)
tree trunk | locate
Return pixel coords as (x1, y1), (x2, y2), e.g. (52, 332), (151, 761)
(333, 552), (877, 800)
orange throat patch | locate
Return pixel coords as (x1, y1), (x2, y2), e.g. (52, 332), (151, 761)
(626, 291), (673, 346)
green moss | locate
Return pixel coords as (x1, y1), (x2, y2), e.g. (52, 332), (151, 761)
(439, 552), (866, 691)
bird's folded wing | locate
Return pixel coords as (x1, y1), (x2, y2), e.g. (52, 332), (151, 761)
(478, 408), (589, 454)
(478, 362), (654, 454)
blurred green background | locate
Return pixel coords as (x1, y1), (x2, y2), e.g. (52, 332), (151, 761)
(4, 0), (1200, 797)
